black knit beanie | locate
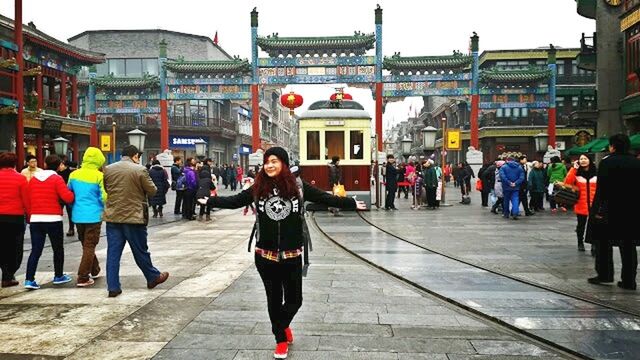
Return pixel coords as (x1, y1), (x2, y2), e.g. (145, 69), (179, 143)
(264, 147), (290, 167)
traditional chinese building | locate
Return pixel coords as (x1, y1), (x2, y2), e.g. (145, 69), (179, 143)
(0, 14), (104, 165)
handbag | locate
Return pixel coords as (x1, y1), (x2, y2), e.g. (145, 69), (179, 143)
(475, 180), (483, 191)
(332, 183), (346, 197)
(552, 183), (579, 206)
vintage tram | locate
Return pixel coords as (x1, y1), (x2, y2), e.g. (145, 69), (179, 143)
(298, 99), (372, 209)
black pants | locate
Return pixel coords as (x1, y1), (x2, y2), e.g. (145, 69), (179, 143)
(182, 189), (196, 219)
(0, 221), (24, 281)
(27, 222), (64, 280)
(481, 189), (490, 207)
(385, 185), (396, 209)
(199, 203), (211, 216)
(397, 186), (408, 199)
(620, 243), (638, 288)
(426, 186), (437, 208)
(519, 189), (531, 214)
(65, 204), (74, 232)
(576, 215), (587, 244)
(174, 190), (184, 214)
(491, 197), (504, 213)
(255, 254), (303, 343)
(530, 192), (544, 211)
(152, 205), (163, 216)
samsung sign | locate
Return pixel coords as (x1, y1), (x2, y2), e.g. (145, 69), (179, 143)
(170, 136), (210, 149)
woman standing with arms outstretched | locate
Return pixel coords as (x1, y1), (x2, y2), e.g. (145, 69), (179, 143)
(199, 147), (365, 359)
(563, 154), (597, 253)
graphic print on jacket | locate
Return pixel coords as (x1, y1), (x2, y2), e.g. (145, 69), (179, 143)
(259, 188), (300, 221)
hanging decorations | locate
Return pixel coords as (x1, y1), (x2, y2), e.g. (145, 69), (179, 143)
(330, 92), (352, 101)
(280, 91), (303, 116)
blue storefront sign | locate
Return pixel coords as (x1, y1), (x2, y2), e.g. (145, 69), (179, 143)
(170, 136), (210, 149)
(239, 144), (252, 154)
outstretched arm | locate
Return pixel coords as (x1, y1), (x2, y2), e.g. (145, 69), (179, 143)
(206, 188), (253, 209)
(303, 181), (357, 209)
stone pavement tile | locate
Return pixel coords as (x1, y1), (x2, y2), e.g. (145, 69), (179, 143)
(106, 275), (190, 290)
(181, 321), (258, 335)
(64, 340), (166, 360)
(396, 355), (448, 360)
(165, 334), (320, 350)
(469, 340), (555, 356)
(391, 326), (514, 340)
(0, 324), (104, 357)
(500, 316), (640, 331)
(153, 349), (238, 360)
(328, 293), (436, 305)
(386, 304), (461, 316)
(0, 288), (159, 306)
(234, 350), (400, 359)
(161, 270), (246, 298)
(0, 303), (137, 327)
(0, 354), (63, 360)
(98, 297), (212, 342)
(317, 336), (476, 353)
(378, 313), (461, 327)
(252, 322), (393, 337)
(214, 292), (328, 304)
(196, 309), (325, 323)
(445, 356), (560, 360)
(323, 311), (380, 324)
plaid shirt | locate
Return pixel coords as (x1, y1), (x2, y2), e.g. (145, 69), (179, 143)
(255, 247), (303, 262)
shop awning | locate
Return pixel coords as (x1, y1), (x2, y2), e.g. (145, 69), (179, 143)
(631, 133), (640, 150)
(565, 137), (609, 155)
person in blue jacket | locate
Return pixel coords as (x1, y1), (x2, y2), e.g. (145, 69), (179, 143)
(499, 157), (525, 220)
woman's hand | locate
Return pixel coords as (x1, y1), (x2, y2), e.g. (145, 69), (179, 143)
(355, 200), (367, 210)
(197, 197), (208, 205)
(573, 161), (579, 169)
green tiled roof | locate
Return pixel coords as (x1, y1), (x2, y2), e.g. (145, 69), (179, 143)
(256, 33), (375, 56)
(92, 75), (160, 89)
(383, 54), (473, 72)
(164, 59), (251, 74)
(480, 67), (551, 84)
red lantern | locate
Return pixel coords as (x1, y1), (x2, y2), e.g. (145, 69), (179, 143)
(280, 91), (303, 116)
(330, 92), (353, 101)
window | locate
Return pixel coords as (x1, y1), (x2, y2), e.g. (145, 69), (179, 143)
(306, 131), (320, 160)
(96, 62), (108, 76)
(350, 131), (364, 159)
(108, 59), (125, 76)
(497, 108), (504, 117)
(521, 108), (528, 117)
(572, 96), (579, 107)
(125, 59), (142, 77)
(190, 100), (207, 121)
(212, 101), (222, 119)
(556, 61), (565, 75)
(572, 60), (578, 75)
(504, 108), (511, 117)
(512, 108), (520, 117)
(325, 131), (345, 160)
(142, 59), (158, 76)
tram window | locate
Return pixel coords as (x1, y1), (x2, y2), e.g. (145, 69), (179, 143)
(350, 130), (364, 159)
(325, 131), (345, 160)
(307, 131), (320, 160)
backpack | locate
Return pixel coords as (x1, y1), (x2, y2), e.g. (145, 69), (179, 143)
(248, 177), (313, 276)
(175, 174), (187, 191)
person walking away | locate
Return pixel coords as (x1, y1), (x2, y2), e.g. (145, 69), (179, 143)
(423, 160), (438, 209)
(328, 156), (343, 215)
(196, 163), (215, 221)
(24, 155), (75, 289)
(463, 161), (474, 195)
(477, 162), (490, 207)
(182, 158), (198, 220)
(528, 161), (546, 212)
(396, 163), (408, 199)
(499, 157), (525, 220)
(57, 159), (76, 236)
(103, 145), (169, 298)
(491, 160), (505, 214)
(229, 164), (238, 191)
(171, 156), (184, 215)
(482, 160), (497, 209)
(198, 147), (365, 359)
(21, 154), (42, 182)
(563, 154), (597, 253)
(518, 155), (534, 216)
(0, 152), (29, 287)
(547, 156), (568, 213)
(588, 134), (640, 290)
(67, 147), (107, 287)
(384, 154), (398, 210)
(149, 160), (170, 218)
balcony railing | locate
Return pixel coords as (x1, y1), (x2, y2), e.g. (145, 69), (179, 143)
(96, 116), (159, 128)
(169, 115), (236, 132)
(479, 114), (569, 127)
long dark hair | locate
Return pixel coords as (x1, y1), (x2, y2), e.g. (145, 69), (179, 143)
(577, 154), (597, 179)
(253, 164), (299, 199)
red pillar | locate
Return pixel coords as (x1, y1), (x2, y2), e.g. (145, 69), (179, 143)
(548, 108), (556, 149)
(36, 133), (43, 165)
(70, 76), (78, 115)
(160, 99), (168, 150)
(89, 114), (98, 147)
(375, 82), (383, 151)
(60, 74), (67, 117)
(14, 0), (24, 168)
(470, 94), (480, 149)
(251, 84), (260, 151)
(71, 134), (79, 163)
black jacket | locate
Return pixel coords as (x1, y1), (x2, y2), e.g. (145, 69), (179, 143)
(385, 163), (398, 187)
(148, 165), (170, 206)
(481, 164), (496, 191)
(196, 169), (215, 199)
(208, 181), (356, 251)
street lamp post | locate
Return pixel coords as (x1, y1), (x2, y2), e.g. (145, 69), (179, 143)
(112, 121), (116, 163)
(127, 128), (147, 164)
(401, 136), (412, 162)
(534, 132), (548, 153)
(194, 139), (207, 161)
(52, 136), (69, 157)
(440, 117), (451, 206)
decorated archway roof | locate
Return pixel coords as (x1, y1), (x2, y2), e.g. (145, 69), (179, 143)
(256, 33), (375, 57)
(383, 53), (473, 73)
(92, 75), (160, 89)
(164, 59), (251, 74)
(480, 67), (551, 85)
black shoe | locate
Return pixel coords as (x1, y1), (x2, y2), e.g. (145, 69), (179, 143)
(503, 215), (509, 219)
(617, 281), (637, 290)
(525, 212), (533, 216)
(108, 289), (122, 298)
(511, 216), (519, 220)
(578, 243), (585, 252)
(587, 276), (613, 285)
(391, 207), (399, 210)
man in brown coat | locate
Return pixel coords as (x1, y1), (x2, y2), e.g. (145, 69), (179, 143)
(104, 145), (168, 297)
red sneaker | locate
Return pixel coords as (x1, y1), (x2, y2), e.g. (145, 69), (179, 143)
(273, 342), (288, 359)
(284, 327), (294, 344)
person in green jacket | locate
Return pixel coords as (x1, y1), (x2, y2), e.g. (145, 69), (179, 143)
(423, 160), (438, 209)
(546, 156), (568, 212)
(528, 161), (546, 212)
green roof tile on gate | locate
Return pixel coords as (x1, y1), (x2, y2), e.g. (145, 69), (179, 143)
(164, 59), (251, 74)
(383, 54), (473, 71)
(480, 67), (551, 84)
(256, 34), (376, 54)
(92, 75), (160, 88)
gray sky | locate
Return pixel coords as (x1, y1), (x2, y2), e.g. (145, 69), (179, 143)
(5, 0), (594, 130)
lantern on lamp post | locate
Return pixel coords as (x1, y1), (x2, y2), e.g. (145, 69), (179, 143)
(194, 139), (207, 160)
(280, 91), (303, 117)
(401, 136), (412, 162)
(52, 136), (69, 156)
(422, 126), (437, 151)
(127, 128), (147, 152)
(534, 132), (548, 153)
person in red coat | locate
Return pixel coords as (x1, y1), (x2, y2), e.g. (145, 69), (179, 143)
(24, 155), (75, 290)
(564, 154), (597, 253)
(0, 152), (29, 287)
